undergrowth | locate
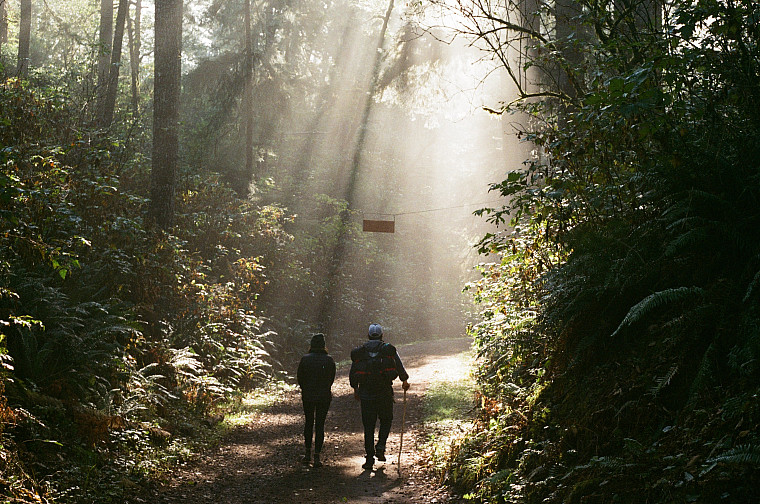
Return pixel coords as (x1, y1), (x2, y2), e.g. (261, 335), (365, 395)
(0, 77), (285, 502)
(442, 0), (760, 502)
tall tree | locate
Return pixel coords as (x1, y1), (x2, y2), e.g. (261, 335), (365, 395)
(150, 0), (183, 229)
(244, 0), (254, 190)
(17, 0), (31, 77)
(98, 0), (129, 127)
(96, 0), (114, 118)
(554, 0), (586, 99)
(127, 0), (142, 115)
(317, 0), (396, 334)
(0, 0), (7, 54)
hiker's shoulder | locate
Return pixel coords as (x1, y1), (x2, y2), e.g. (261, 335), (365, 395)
(381, 342), (398, 353)
(350, 345), (366, 360)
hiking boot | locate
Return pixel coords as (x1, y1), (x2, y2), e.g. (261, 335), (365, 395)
(375, 449), (386, 462)
(313, 453), (323, 468)
(362, 457), (374, 470)
(301, 453), (311, 465)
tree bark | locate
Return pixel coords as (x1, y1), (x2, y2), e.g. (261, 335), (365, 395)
(17, 0), (31, 77)
(0, 0), (8, 54)
(614, 0), (663, 40)
(96, 0), (113, 118)
(555, 0), (586, 100)
(99, 0), (129, 128)
(127, 0), (142, 115)
(244, 0), (254, 191)
(150, 0), (183, 229)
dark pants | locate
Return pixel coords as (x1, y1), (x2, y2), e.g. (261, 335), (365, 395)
(303, 399), (331, 454)
(360, 396), (394, 458)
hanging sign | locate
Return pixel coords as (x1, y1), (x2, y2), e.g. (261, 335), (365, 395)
(363, 217), (395, 233)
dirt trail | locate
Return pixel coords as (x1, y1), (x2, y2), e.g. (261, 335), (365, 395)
(152, 338), (470, 504)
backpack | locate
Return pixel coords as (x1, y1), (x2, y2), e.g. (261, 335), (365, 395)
(352, 342), (398, 386)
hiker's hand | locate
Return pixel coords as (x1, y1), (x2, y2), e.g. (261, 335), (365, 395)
(353, 389), (360, 401)
(402, 381), (410, 391)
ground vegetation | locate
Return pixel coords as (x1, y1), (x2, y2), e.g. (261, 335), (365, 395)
(445, 0), (760, 502)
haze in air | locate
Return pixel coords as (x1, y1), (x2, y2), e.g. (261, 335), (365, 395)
(203, 0), (530, 351)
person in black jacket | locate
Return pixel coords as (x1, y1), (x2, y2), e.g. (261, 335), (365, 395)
(349, 323), (409, 471)
(297, 333), (336, 468)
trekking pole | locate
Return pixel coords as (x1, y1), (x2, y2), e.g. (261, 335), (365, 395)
(397, 388), (407, 474)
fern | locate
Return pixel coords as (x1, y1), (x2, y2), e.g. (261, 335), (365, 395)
(708, 444), (760, 466)
(720, 395), (747, 421)
(665, 227), (710, 257)
(743, 269), (760, 304)
(569, 331), (599, 366)
(575, 455), (626, 471)
(650, 364), (678, 398)
(610, 287), (704, 339)
(687, 342), (716, 406)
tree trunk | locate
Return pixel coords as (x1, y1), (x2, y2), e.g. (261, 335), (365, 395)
(0, 0), (8, 54)
(150, 0), (183, 229)
(99, 0), (129, 128)
(127, 0), (142, 115)
(555, 0), (586, 99)
(96, 0), (113, 119)
(244, 0), (254, 192)
(17, 0), (31, 77)
(317, 0), (395, 334)
(614, 0), (662, 40)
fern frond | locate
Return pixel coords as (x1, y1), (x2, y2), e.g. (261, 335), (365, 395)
(721, 396), (747, 421)
(650, 364), (678, 398)
(665, 216), (702, 231)
(684, 189), (732, 209)
(665, 227), (709, 257)
(687, 342), (716, 406)
(138, 363), (161, 376)
(610, 287), (704, 339)
(569, 331), (599, 366)
(169, 347), (205, 376)
(708, 444), (760, 466)
(743, 269), (760, 304)
(575, 455), (625, 471)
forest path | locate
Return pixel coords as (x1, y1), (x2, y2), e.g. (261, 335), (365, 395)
(152, 338), (471, 504)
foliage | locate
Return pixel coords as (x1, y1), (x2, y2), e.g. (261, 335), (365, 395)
(0, 76), (283, 502)
(447, 0), (760, 502)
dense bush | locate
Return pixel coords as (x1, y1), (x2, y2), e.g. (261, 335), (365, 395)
(0, 77), (283, 502)
(452, 0), (760, 502)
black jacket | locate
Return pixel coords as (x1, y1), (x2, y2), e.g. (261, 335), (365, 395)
(297, 349), (336, 403)
(349, 340), (409, 400)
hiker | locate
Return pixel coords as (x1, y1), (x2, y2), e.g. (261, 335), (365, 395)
(297, 333), (336, 468)
(349, 323), (410, 470)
